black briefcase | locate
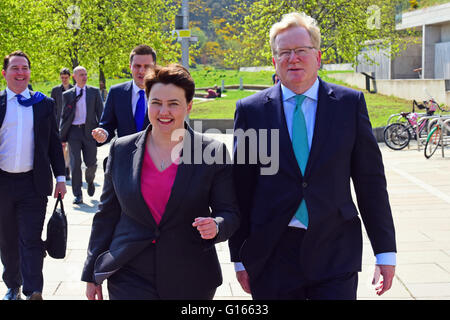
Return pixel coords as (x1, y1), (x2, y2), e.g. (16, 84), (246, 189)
(45, 194), (68, 259)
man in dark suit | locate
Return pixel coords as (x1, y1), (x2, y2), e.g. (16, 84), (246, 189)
(60, 66), (103, 204)
(0, 50), (66, 300)
(228, 12), (396, 300)
(51, 67), (73, 180)
(91, 45), (156, 146)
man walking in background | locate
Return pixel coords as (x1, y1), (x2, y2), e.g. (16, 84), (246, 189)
(91, 45), (156, 146)
(60, 66), (103, 205)
(51, 67), (73, 180)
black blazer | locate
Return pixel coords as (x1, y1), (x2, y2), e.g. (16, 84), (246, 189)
(98, 81), (149, 145)
(60, 85), (104, 142)
(50, 84), (73, 128)
(229, 79), (396, 283)
(81, 125), (240, 299)
(0, 90), (65, 196)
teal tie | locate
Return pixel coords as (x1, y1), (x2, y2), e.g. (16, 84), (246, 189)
(292, 94), (309, 227)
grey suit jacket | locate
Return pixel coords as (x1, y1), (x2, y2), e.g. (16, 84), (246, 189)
(60, 85), (104, 142)
(81, 124), (240, 299)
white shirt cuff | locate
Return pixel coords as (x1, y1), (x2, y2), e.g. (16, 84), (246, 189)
(375, 252), (396, 266)
(56, 176), (66, 183)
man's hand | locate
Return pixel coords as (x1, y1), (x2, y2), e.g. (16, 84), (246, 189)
(372, 265), (395, 296)
(86, 282), (103, 300)
(192, 217), (218, 240)
(54, 182), (67, 199)
(91, 127), (108, 143)
(236, 270), (251, 294)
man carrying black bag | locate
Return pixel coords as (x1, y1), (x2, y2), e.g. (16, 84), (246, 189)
(0, 51), (67, 300)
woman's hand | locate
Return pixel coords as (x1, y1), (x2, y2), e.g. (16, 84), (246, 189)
(86, 282), (103, 300)
(192, 217), (218, 240)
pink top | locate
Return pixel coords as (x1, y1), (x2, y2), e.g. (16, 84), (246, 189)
(140, 147), (178, 225)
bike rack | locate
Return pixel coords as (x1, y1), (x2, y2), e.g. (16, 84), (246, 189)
(416, 115), (440, 151)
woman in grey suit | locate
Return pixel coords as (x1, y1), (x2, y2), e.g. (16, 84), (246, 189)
(82, 64), (239, 300)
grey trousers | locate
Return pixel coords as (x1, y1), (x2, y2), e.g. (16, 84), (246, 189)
(67, 125), (97, 197)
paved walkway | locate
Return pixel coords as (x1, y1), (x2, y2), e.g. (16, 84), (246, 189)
(1, 136), (449, 300)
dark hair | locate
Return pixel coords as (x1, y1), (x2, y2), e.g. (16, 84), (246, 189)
(3, 50), (31, 71)
(59, 67), (71, 76)
(130, 44), (157, 64)
(144, 64), (195, 103)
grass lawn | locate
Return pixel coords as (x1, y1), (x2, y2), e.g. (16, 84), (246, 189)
(190, 69), (412, 128)
(191, 90), (255, 119)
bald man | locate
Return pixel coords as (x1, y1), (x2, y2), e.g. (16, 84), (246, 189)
(60, 66), (103, 204)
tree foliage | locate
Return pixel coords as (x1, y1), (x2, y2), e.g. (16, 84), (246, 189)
(224, 0), (416, 68)
(0, 0), (179, 84)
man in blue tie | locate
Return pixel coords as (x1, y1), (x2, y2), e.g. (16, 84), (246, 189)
(229, 12), (396, 300)
(0, 50), (67, 300)
(91, 45), (156, 147)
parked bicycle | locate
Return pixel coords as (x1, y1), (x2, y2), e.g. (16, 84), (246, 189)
(383, 98), (441, 150)
(424, 117), (450, 159)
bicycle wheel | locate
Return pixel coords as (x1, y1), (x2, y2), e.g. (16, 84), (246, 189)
(384, 123), (410, 150)
(424, 126), (441, 159)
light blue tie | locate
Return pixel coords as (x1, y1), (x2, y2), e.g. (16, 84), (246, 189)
(292, 94), (309, 227)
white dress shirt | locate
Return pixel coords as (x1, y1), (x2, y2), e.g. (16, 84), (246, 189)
(0, 87), (65, 183)
(234, 78), (395, 272)
(0, 88), (34, 173)
(72, 85), (87, 125)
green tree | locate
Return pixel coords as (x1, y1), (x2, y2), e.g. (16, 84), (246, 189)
(225, 0), (415, 68)
(1, 0), (179, 85)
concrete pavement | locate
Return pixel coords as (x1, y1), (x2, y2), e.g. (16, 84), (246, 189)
(1, 135), (449, 300)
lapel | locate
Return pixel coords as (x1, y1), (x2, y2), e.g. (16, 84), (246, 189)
(130, 127), (159, 229)
(85, 86), (92, 120)
(31, 91), (44, 142)
(158, 124), (195, 226)
(304, 78), (337, 176)
(265, 83), (302, 180)
(0, 90), (6, 128)
(123, 81), (137, 131)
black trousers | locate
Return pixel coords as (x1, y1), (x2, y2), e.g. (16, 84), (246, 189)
(250, 227), (358, 300)
(0, 170), (48, 296)
(67, 125), (97, 197)
(107, 246), (216, 300)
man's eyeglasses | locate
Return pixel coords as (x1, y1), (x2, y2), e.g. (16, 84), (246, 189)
(276, 46), (315, 59)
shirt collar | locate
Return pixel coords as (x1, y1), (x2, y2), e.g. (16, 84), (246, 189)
(132, 80), (145, 96)
(281, 78), (319, 102)
(76, 85), (86, 93)
(6, 87), (30, 101)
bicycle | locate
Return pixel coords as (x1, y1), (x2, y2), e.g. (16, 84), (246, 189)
(383, 98), (441, 150)
(424, 117), (450, 159)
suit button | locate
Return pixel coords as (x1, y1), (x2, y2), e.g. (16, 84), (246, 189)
(302, 182), (308, 188)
